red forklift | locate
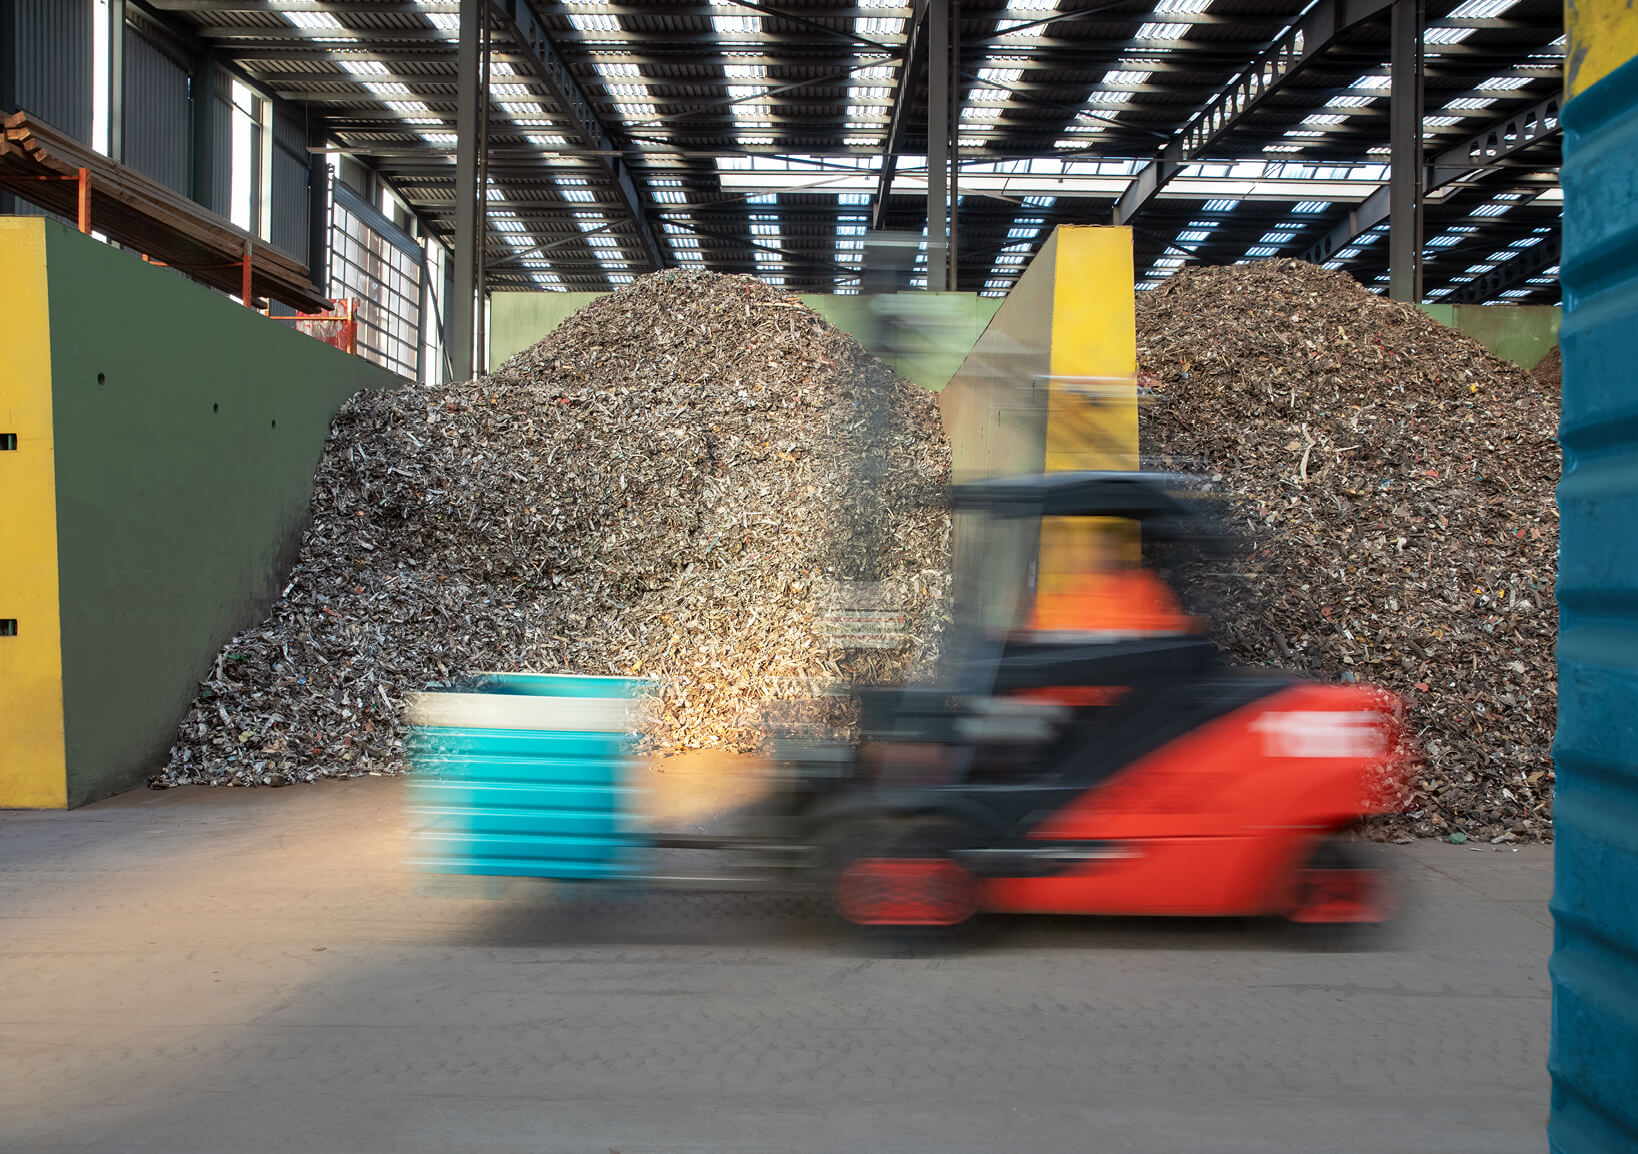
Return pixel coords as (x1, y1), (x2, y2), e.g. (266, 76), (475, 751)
(758, 471), (1415, 941)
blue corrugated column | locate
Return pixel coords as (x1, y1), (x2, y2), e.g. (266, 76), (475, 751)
(1550, 5), (1638, 1149)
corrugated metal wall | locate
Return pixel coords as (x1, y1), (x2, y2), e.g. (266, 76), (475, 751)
(269, 108), (310, 260)
(0, 0), (94, 218)
(1, 0), (94, 140)
(1551, 24), (1638, 1154)
(192, 66), (233, 217)
(122, 25), (191, 196)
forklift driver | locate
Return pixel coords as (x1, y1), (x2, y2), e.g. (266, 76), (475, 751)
(1027, 527), (1199, 641)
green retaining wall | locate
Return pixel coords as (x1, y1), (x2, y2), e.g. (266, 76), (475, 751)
(1419, 303), (1561, 370)
(42, 222), (401, 804)
(488, 292), (607, 371)
(938, 232), (1056, 482)
(488, 289), (1001, 392)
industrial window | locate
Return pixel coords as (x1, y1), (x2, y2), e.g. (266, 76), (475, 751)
(329, 188), (422, 380)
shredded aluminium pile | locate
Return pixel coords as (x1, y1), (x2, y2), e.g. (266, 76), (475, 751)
(1137, 259), (1560, 841)
(158, 271), (949, 786)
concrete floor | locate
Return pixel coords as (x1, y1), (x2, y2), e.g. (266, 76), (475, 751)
(2, 771), (1551, 1153)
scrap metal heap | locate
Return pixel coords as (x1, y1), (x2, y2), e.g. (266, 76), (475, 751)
(158, 271), (950, 786)
(1138, 259), (1560, 842)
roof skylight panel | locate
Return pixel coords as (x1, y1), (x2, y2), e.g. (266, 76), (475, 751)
(1449, 0), (1518, 16)
(1291, 201), (1328, 213)
(286, 11), (348, 32)
(569, 12), (621, 32)
(1424, 26), (1476, 45)
(1327, 95), (1376, 108)
(856, 16), (908, 35)
(713, 14), (762, 34)
(1479, 77), (1531, 90)
(1445, 97), (1496, 109)
(1136, 23), (1189, 39)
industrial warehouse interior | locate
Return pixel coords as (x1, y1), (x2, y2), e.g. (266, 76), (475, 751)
(0, 1), (1632, 1152)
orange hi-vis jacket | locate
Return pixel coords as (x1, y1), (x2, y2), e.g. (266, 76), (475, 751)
(1028, 568), (1197, 636)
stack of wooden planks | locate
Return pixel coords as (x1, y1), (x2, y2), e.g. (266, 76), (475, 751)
(1, 111), (330, 312)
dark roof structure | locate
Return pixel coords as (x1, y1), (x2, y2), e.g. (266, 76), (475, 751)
(140, 0), (1562, 302)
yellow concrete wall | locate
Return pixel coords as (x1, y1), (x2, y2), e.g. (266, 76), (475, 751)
(1568, 0), (1638, 96)
(1040, 227), (1140, 588)
(0, 219), (67, 808)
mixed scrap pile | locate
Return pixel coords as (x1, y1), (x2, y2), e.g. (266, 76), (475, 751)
(159, 271), (949, 786)
(1137, 259), (1560, 841)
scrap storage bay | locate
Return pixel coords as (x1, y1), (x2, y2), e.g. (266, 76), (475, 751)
(157, 261), (1559, 844)
(1137, 261), (1559, 843)
(158, 271), (954, 786)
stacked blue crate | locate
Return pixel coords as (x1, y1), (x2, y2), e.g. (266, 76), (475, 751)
(405, 673), (650, 879)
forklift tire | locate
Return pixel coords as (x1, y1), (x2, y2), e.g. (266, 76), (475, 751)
(822, 816), (986, 950)
(1283, 840), (1397, 946)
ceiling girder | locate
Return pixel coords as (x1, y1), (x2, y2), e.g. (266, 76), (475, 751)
(488, 0), (666, 270)
(1111, 0), (1395, 227)
(870, 0), (929, 232)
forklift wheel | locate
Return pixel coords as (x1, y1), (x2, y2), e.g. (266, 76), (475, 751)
(1287, 841), (1396, 926)
(825, 817), (984, 946)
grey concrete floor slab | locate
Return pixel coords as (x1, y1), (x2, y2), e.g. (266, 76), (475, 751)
(2, 776), (1550, 1153)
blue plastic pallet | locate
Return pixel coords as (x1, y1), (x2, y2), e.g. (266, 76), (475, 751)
(404, 673), (651, 880)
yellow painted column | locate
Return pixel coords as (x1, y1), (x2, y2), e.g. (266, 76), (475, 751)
(1039, 226), (1139, 590)
(0, 219), (68, 808)
(1567, 0), (1638, 97)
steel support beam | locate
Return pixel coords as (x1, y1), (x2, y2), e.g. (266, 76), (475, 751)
(1447, 231), (1560, 303)
(490, 0), (664, 271)
(871, 0), (930, 231)
(1302, 95), (1563, 265)
(1388, 0), (1423, 303)
(109, 0), (127, 163)
(1428, 91), (1562, 189)
(1301, 185), (1390, 265)
(947, 0), (959, 292)
(451, 0), (484, 381)
(926, 0), (950, 291)
(307, 118), (329, 293)
(1111, 0), (1393, 227)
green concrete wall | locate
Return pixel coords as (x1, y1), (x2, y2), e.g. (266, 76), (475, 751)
(488, 291), (606, 369)
(41, 222), (401, 804)
(1419, 303), (1561, 370)
(938, 231), (1057, 483)
(487, 289), (1000, 392)
(800, 292), (1002, 391)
